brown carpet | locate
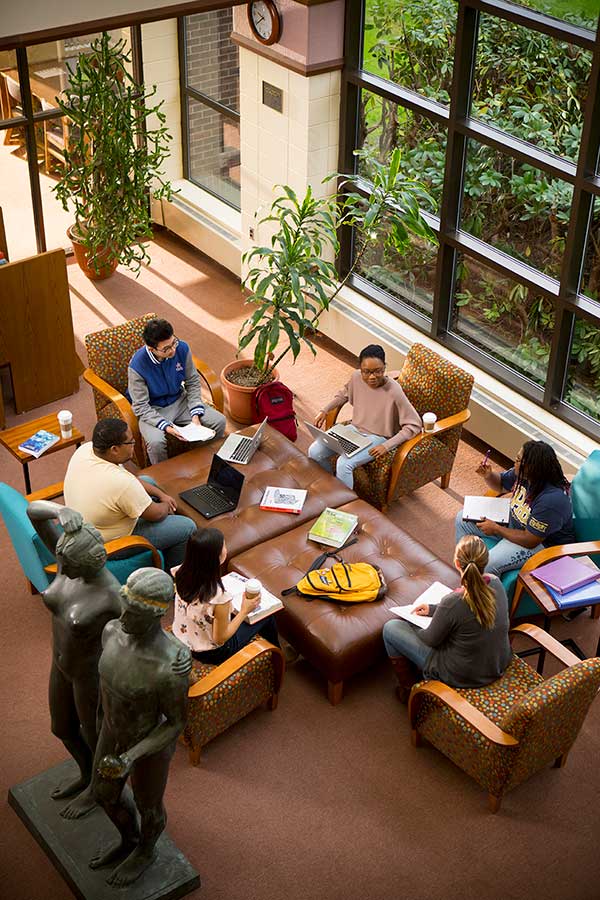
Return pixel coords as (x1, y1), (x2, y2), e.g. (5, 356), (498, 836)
(1, 232), (599, 900)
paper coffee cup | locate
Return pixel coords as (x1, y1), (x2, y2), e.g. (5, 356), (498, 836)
(245, 578), (262, 600)
(422, 412), (437, 433)
(57, 409), (73, 439)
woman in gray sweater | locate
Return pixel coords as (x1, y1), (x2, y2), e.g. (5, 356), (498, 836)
(383, 535), (512, 702)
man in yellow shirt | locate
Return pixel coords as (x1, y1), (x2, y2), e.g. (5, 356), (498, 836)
(64, 419), (196, 569)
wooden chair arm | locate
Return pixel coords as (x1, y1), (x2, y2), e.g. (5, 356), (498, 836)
(187, 638), (284, 698)
(44, 535), (163, 574)
(192, 354), (224, 413)
(325, 404), (347, 429)
(409, 681), (519, 747)
(511, 540), (600, 618)
(26, 481), (64, 502)
(82, 368), (143, 464)
(387, 408), (471, 504)
(510, 623), (583, 668)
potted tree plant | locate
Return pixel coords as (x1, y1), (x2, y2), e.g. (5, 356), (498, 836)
(222, 147), (436, 422)
(53, 32), (174, 279)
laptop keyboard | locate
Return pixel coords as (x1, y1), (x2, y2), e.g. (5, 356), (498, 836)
(191, 485), (232, 514)
(229, 436), (253, 462)
(331, 432), (360, 455)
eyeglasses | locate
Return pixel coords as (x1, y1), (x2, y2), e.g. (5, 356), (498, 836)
(154, 337), (179, 354)
(360, 366), (385, 376)
(119, 440), (136, 446)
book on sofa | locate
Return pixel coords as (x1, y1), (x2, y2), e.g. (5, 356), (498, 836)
(260, 486), (307, 515)
(18, 429), (60, 458)
(531, 555), (600, 595)
(223, 572), (284, 624)
(308, 507), (358, 549)
(389, 582), (451, 628)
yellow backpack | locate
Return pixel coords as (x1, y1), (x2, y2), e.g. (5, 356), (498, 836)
(283, 551), (387, 604)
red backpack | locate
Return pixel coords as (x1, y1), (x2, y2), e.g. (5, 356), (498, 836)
(253, 380), (298, 441)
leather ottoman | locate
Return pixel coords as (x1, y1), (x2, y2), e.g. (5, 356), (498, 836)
(229, 499), (459, 704)
(140, 425), (356, 561)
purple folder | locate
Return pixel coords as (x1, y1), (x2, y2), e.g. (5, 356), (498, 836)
(532, 556), (600, 595)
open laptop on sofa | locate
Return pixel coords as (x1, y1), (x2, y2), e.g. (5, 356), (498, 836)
(179, 454), (244, 519)
(217, 418), (268, 465)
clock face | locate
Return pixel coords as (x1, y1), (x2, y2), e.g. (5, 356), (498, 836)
(248, 1), (280, 45)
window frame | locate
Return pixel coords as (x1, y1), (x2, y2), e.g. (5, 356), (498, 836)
(341, 0), (600, 440)
(178, 14), (241, 212)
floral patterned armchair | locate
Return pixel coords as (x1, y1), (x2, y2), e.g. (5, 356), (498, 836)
(83, 313), (224, 467)
(326, 343), (474, 511)
(409, 624), (600, 812)
(182, 638), (285, 765)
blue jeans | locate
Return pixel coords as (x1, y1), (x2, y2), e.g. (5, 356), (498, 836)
(383, 619), (431, 671)
(131, 476), (197, 570)
(308, 430), (388, 489)
(454, 509), (536, 578)
(192, 614), (280, 665)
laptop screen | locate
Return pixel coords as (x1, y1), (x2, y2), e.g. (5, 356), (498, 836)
(207, 454), (244, 502)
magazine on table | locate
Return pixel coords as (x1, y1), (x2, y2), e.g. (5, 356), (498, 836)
(223, 572), (284, 624)
(389, 582), (451, 629)
(260, 486), (307, 515)
(308, 507), (358, 549)
(18, 429), (60, 459)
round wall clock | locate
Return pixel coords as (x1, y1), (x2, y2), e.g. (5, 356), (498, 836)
(247, 1), (281, 46)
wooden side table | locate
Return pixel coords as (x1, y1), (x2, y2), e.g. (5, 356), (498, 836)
(0, 412), (84, 493)
(515, 568), (600, 672)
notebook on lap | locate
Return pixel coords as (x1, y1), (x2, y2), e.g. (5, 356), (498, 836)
(217, 418), (268, 465)
(304, 421), (373, 457)
(179, 455), (244, 519)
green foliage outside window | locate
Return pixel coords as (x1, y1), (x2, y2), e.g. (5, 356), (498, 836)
(361, 0), (600, 418)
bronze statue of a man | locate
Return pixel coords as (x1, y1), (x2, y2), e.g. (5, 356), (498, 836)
(27, 501), (122, 819)
(90, 567), (191, 887)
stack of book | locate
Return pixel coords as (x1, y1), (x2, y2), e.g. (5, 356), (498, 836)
(18, 429), (60, 458)
(531, 556), (600, 609)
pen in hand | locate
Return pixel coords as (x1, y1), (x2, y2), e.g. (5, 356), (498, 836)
(481, 449), (491, 466)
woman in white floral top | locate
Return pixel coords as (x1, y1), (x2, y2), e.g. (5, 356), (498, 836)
(172, 527), (279, 664)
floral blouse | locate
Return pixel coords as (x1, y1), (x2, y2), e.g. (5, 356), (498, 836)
(172, 585), (232, 652)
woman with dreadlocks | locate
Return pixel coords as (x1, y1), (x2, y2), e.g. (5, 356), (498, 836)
(383, 535), (512, 700)
(455, 440), (575, 578)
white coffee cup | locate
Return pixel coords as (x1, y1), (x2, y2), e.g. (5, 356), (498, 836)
(244, 578), (262, 602)
(422, 412), (437, 433)
(57, 409), (73, 439)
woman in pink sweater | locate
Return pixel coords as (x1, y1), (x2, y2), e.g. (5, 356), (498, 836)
(309, 344), (421, 489)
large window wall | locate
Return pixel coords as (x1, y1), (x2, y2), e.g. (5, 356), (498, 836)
(179, 11), (240, 209)
(0, 29), (136, 259)
(342, 0), (600, 437)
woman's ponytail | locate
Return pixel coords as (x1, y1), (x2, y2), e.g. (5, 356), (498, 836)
(455, 536), (496, 629)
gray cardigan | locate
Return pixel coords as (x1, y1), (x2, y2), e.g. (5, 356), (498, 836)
(420, 576), (512, 688)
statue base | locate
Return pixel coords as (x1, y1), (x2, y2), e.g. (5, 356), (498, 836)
(8, 760), (201, 900)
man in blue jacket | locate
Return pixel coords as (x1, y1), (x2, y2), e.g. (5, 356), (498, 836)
(128, 318), (226, 464)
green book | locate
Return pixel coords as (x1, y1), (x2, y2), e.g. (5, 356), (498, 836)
(308, 507), (358, 549)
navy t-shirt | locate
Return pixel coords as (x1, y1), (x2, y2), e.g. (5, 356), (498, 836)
(500, 468), (575, 547)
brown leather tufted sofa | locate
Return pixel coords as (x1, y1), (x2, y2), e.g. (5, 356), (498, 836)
(141, 426), (457, 704)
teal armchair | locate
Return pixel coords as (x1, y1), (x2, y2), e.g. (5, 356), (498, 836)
(509, 450), (600, 618)
(0, 481), (163, 592)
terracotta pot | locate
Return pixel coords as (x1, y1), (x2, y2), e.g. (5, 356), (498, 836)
(220, 359), (278, 425)
(68, 225), (119, 280)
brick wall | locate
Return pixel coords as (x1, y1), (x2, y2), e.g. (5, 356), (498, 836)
(185, 10), (240, 205)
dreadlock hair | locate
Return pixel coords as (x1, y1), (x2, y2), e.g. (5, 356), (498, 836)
(454, 535), (497, 630)
(516, 440), (570, 503)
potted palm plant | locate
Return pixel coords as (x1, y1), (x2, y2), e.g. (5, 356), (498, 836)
(53, 32), (174, 278)
(222, 147), (436, 422)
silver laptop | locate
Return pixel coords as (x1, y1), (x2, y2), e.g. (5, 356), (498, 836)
(217, 418), (268, 465)
(304, 421), (374, 458)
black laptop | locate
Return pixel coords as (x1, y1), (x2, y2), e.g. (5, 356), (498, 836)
(179, 455), (245, 519)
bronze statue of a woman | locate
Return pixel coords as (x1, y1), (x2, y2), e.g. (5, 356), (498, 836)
(27, 501), (122, 818)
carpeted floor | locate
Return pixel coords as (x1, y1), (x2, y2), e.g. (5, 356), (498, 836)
(1, 232), (599, 900)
